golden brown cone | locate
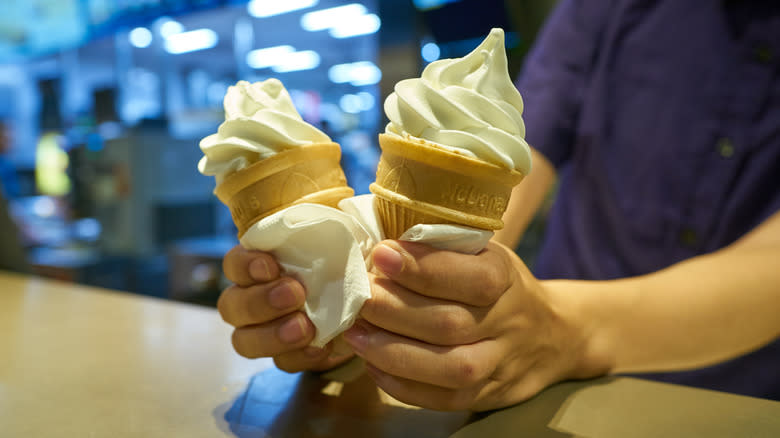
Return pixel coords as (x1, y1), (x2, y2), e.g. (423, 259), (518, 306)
(369, 133), (524, 240)
(214, 142), (354, 238)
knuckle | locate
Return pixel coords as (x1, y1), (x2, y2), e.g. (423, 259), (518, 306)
(471, 286), (497, 307)
(514, 376), (546, 403)
(221, 246), (243, 282)
(231, 330), (259, 359)
(364, 277), (395, 316)
(433, 308), (472, 344)
(242, 284), (271, 322)
(449, 351), (489, 387)
(217, 286), (239, 325)
(474, 260), (511, 306)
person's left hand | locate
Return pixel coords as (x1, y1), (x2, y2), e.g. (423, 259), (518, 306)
(343, 240), (608, 411)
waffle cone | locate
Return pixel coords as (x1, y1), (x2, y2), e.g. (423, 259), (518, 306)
(369, 134), (524, 239)
(214, 142), (354, 238)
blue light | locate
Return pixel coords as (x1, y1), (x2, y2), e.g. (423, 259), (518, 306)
(412, 0), (460, 11)
(421, 42), (440, 62)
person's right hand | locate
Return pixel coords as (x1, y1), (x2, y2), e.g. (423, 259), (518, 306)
(218, 245), (355, 372)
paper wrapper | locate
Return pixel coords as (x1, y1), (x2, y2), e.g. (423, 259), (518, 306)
(214, 142), (354, 238)
(369, 133), (525, 239)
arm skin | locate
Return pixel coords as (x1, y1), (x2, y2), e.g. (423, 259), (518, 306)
(555, 209), (780, 374)
(344, 210), (780, 411)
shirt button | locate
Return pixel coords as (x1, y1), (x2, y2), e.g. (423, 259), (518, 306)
(716, 137), (735, 158)
(678, 228), (698, 247)
(753, 44), (773, 64)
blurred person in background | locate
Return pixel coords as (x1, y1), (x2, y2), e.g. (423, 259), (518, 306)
(0, 121), (20, 200)
(0, 121), (30, 273)
(215, 0), (780, 411)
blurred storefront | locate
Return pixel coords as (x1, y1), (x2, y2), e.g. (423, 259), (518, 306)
(0, 0), (554, 305)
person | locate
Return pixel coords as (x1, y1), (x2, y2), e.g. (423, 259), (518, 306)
(0, 189), (29, 273)
(0, 122), (30, 273)
(0, 121), (20, 200)
(215, 0), (780, 411)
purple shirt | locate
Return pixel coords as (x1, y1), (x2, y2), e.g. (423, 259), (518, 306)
(517, 0), (780, 399)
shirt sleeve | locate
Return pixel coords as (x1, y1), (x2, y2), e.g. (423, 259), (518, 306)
(517, 0), (614, 168)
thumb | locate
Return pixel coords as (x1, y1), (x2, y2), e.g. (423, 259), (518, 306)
(371, 240), (511, 307)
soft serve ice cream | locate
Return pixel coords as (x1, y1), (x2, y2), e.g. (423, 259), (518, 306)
(370, 28), (531, 238)
(198, 78), (353, 238)
(383, 28), (531, 175)
(199, 79), (332, 184)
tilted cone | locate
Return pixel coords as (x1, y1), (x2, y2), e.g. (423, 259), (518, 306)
(214, 142), (354, 238)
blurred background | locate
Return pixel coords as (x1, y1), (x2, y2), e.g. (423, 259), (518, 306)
(0, 0), (557, 306)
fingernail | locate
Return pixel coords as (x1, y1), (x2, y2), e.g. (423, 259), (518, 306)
(373, 244), (403, 277)
(343, 322), (368, 352)
(268, 281), (300, 310)
(278, 314), (307, 344)
(249, 258), (272, 281)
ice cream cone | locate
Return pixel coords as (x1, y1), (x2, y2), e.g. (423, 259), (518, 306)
(369, 133), (525, 239)
(215, 142), (354, 238)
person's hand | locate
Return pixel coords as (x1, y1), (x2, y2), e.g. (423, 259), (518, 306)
(218, 245), (354, 372)
(343, 240), (610, 411)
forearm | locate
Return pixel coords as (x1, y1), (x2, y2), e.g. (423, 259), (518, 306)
(493, 147), (556, 248)
(547, 216), (780, 375)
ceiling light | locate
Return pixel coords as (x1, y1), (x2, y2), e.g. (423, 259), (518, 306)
(271, 50), (321, 73)
(164, 29), (219, 54)
(356, 91), (375, 111)
(329, 13), (380, 38)
(159, 20), (184, 38)
(129, 27), (152, 48)
(339, 92), (376, 114)
(328, 61), (382, 86)
(300, 4), (367, 32)
(246, 45), (296, 69)
(339, 94), (362, 114)
(248, 0), (319, 18)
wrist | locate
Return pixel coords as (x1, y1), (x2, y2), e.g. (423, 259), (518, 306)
(543, 279), (616, 380)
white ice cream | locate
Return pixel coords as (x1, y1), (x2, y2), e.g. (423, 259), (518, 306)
(384, 28), (531, 174)
(198, 79), (331, 184)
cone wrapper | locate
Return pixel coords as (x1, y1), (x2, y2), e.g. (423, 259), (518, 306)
(214, 142), (354, 238)
(369, 134), (524, 239)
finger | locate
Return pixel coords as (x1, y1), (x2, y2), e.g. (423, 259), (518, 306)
(371, 241), (511, 307)
(217, 277), (305, 328)
(361, 274), (488, 345)
(273, 344), (355, 373)
(222, 245), (280, 287)
(365, 363), (483, 411)
(231, 312), (315, 358)
(343, 320), (500, 390)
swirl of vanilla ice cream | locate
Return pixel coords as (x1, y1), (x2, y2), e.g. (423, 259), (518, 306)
(198, 79), (331, 184)
(384, 28), (531, 174)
